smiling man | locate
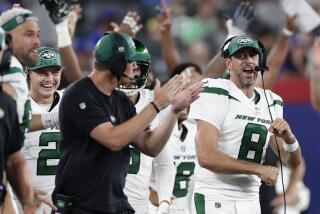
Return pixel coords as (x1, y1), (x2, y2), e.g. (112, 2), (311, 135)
(189, 35), (301, 214)
(18, 46), (63, 214)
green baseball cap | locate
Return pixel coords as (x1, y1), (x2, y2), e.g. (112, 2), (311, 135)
(94, 32), (139, 62)
(30, 46), (62, 71)
(227, 35), (262, 57)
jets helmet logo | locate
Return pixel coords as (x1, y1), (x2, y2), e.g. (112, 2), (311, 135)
(39, 50), (56, 60)
(237, 37), (253, 45)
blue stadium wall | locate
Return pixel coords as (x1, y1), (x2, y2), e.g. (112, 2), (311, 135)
(284, 103), (319, 213)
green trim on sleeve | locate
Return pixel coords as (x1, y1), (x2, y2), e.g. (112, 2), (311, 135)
(202, 86), (239, 102)
(269, 100), (283, 107)
(1, 67), (23, 76)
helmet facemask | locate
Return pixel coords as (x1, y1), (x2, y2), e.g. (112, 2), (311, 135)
(118, 60), (150, 96)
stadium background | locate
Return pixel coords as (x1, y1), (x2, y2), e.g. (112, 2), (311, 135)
(0, 0), (319, 212)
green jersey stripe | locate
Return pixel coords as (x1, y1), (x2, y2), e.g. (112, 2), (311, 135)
(269, 100), (283, 107)
(1, 67), (23, 76)
(202, 86), (239, 101)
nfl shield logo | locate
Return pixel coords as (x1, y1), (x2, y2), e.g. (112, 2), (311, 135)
(215, 202), (221, 208)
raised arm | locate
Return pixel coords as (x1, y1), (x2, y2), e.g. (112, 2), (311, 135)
(56, 7), (84, 82)
(156, 0), (181, 72)
(255, 15), (297, 89)
(205, 2), (254, 78)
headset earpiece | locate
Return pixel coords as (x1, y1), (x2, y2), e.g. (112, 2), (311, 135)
(257, 40), (268, 74)
(103, 31), (128, 79)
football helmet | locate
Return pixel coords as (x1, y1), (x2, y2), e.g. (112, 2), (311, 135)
(118, 39), (151, 96)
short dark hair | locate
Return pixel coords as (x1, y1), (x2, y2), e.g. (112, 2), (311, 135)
(94, 60), (109, 71)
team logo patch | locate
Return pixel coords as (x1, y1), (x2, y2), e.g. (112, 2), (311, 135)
(0, 108), (4, 119)
(16, 15), (24, 24)
(39, 50), (56, 60)
(237, 37), (253, 45)
(79, 102), (86, 110)
(118, 46), (125, 53)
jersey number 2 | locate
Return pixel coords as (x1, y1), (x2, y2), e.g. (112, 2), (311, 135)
(37, 132), (61, 175)
(238, 123), (268, 164)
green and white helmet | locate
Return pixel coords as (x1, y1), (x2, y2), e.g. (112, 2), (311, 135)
(118, 38), (151, 96)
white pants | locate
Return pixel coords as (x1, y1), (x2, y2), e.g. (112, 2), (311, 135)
(128, 199), (148, 214)
(191, 193), (261, 214)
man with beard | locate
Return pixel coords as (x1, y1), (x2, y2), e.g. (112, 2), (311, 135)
(189, 35), (301, 214)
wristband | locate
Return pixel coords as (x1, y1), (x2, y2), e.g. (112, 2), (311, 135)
(159, 199), (170, 205)
(55, 18), (72, 48)
(283, 140), (299, 152)
(150, 101), (160, 113)
(282, 28), (294, 37)
(22, 198), (39, 207)
(41, 111), (59, 129)
(226, 19), (244, 38)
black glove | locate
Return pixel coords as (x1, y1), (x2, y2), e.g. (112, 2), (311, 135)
(39, 0), (79, 24)
(233, 2), (255, 32)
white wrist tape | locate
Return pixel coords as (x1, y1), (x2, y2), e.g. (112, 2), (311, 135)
(157, 201), (170, 214)
(282, 28), (294, 37)
(41, 111), (59, 129)
(55, 18), (72, 48)
(226, 19), (244, 38)
(283, 140), (299, 152)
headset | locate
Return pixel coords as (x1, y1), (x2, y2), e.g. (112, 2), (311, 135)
(220, 35), (268, 75)
(222, 35), (287, 214)
(103, 31), (128, 79)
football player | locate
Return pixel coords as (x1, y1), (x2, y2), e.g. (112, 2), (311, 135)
(13, 46), (63, 214)
(120, 39), (176, 214)
(189, 35), (301, 214)
(168, 63), (202, 214)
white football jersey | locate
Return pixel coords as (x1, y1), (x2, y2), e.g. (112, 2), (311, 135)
(124, 89), (175, 207)
(125, 89), (155, 203)
(189, 78), (283, 200)
(22, 91), (62, 193)
(1, 56), (31, 134)
(170, 118), (198, 211)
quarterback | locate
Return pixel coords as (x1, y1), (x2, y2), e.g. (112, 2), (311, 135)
(189, 35), (301, 213)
